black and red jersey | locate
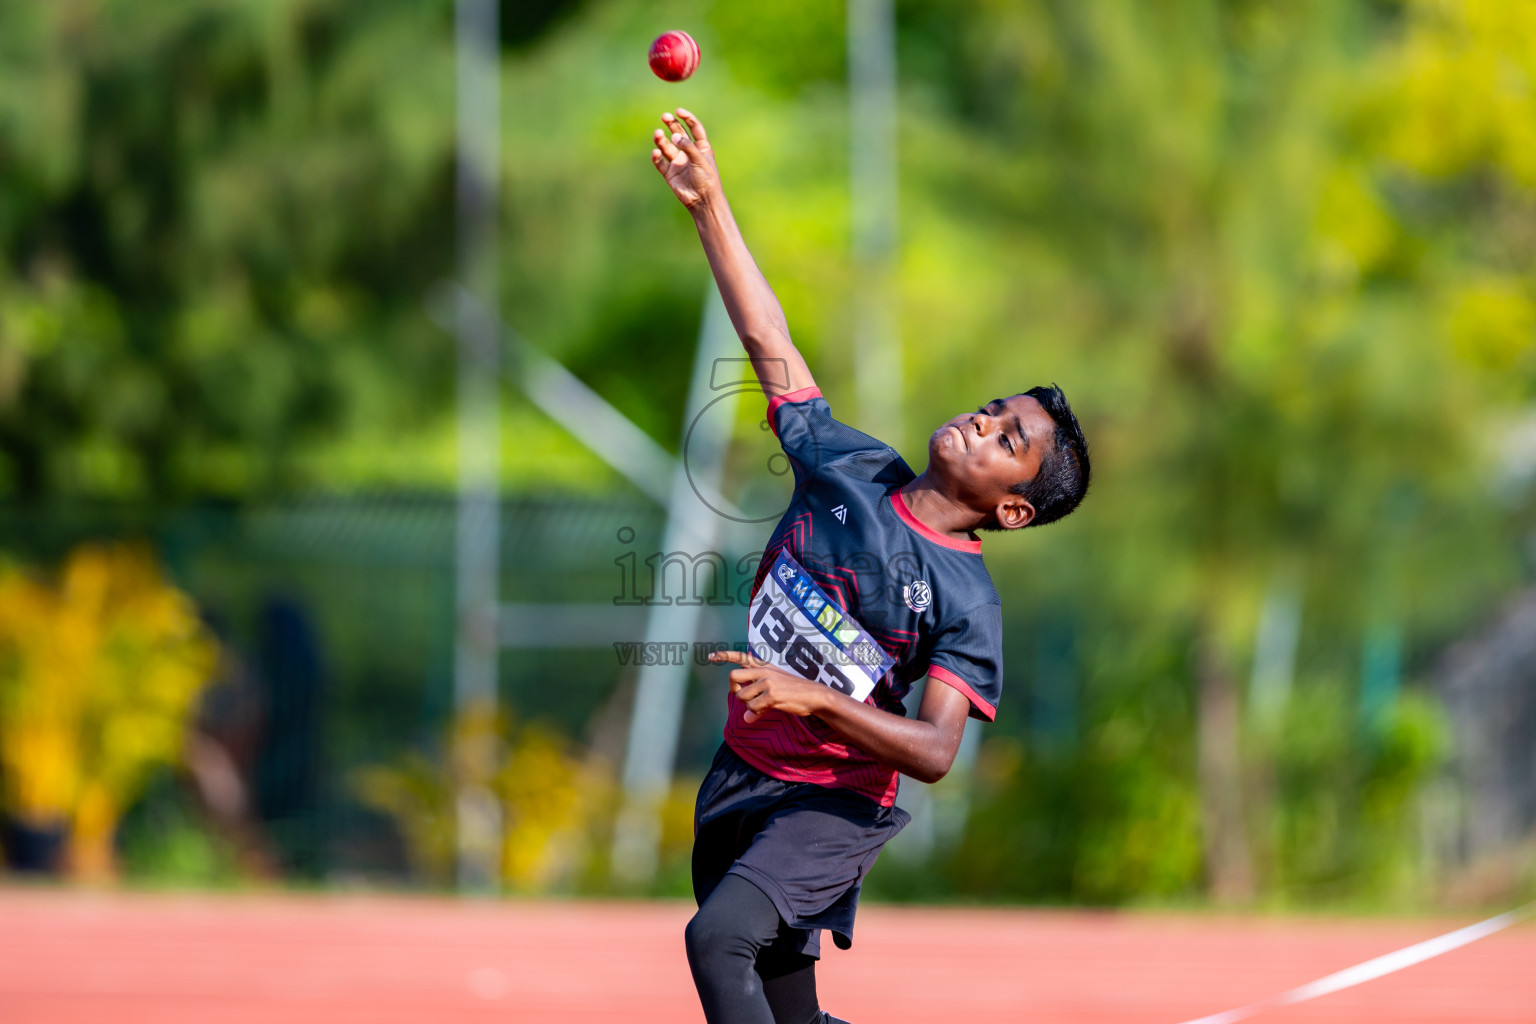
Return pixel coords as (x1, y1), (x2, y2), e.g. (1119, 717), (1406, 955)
(724, 387), (1005, 807)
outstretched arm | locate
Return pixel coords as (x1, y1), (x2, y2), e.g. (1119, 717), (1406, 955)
(707, 650), (972, 784)
(651, 109), (816, 398)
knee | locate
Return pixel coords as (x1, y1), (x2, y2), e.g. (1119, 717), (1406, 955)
(686, 875), (781, 977)
(684, 905), (733, 968)
(687, 894), (770, 975)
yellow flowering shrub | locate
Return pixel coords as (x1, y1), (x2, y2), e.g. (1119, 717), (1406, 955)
(498, 725), (613, 891)
(355, 712), (615, 892)
(1387, 0), (1536, 186)
(1443, 277), (1536, 377)
(0, 543), (217, 878)
(353, 748), (457, 882)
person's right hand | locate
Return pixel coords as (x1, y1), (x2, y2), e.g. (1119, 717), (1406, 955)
(651, 108), (720, 211)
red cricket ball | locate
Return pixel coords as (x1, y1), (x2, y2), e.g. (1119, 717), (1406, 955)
(648, 30), (700, 82)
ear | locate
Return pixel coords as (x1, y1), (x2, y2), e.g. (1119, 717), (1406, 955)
(993, 494), (1035, 530)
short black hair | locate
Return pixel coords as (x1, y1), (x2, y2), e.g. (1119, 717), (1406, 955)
(1004, 384), (1090, 529)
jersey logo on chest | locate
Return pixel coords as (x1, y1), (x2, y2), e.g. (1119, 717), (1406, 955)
(903, 579), (933, 613)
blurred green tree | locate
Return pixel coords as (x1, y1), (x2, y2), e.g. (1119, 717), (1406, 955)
(0, 0), (1531, 903)
(0, 1), (459, 500)
(905, 0), (1532, 904)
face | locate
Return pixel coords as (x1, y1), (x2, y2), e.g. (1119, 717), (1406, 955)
(926, 394), (1055, 529)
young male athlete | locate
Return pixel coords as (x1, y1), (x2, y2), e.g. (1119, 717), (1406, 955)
(650, 109), (1090, 1024)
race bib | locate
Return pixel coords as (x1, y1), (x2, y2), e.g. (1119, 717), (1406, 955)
(746, 551), (895, 703)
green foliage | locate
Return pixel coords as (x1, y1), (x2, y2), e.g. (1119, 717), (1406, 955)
(0, 1), (459, 499)
(707, 0), (845, 97)
(0, 0), (1531, 903)
(1270, 688), (1447, 904)
(117, 772), (243, 886)
(946, 684), (1447, 908)
(947, 630), (1207, 905)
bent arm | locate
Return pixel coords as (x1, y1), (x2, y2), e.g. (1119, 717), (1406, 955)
(808, 676), (971, 784)
(710, 650), (972, 782)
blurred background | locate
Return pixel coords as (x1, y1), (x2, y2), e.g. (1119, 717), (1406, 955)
(0, 0), (1534, 919)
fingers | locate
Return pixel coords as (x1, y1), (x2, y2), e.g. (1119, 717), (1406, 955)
(662, 110), (706, 150)
(708, 648), (767, 668)
(658, 112), (702, 160)
(726, 670), (768, 703)
(708, 648), (775, 725)
(660, 110), (687, 142)
(654, 127), (686, 165)
(729, 668), (766, 688)
(670, 128), (703, 161)
(675, 108), (709, 147)
(736, 681), (767, 724)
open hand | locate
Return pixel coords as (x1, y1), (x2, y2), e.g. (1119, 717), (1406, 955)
(651, 108), (720, 211)
(708, 648), (829, 724)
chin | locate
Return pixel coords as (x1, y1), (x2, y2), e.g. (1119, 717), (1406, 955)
(927, 436), (962, 476)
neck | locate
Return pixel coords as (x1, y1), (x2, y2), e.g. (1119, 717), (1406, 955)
(899, 473), (985, 539)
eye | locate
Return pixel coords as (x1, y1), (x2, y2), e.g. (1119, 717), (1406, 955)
(1000, 433), (1013, 453)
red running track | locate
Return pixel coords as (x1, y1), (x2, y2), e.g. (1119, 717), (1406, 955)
(1, 889), (1532, 1023)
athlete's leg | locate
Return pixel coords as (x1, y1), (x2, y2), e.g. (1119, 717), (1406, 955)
(685, 874), (786, 1024)
(757, 947), (819, 1024)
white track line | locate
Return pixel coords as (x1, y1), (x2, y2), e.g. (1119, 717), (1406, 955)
(1175, 901), (1536, 1024)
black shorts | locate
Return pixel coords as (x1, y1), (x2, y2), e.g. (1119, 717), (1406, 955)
(692, 742), (910, 959)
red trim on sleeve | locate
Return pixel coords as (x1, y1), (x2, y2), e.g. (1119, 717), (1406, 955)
(927, 664), (996, 720)
(890, 490), (983, 553)
(767, 386), (823, 418)
(766, 386), (823, 439)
